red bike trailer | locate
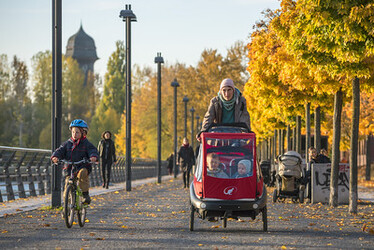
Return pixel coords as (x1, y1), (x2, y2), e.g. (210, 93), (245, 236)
(189, 128), (267, 231)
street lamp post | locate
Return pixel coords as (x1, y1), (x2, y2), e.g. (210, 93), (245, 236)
(171, 79), (180, 178)
(190, 107), (195, 149)
(154, 52), (164, 184)
(51, 0), (62, 207)
(183, 96), (189, 138)
(120, 4), (136, 191)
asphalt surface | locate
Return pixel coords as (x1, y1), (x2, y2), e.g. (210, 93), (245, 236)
(0, 177), (373, 249)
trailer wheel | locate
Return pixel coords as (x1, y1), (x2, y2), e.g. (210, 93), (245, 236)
(189, 204), (194, 231)
(262, 206), (268, 232)
(222, 217), (227, 228)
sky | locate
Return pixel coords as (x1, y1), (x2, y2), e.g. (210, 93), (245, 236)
(0, 0), (281, 78)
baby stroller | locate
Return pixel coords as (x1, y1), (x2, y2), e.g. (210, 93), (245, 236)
(259, 160), (271, 186)
(273, 151), (305, 203)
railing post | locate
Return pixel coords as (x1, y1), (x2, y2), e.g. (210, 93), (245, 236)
(4, 152), (16, 201)
(15, 152), (28, 198)
(119, 158), (126, 182)
(44, 160), (51, 194)
(92, 163), (100, 187)
(113, 161), (119, 183)
(26, 153), (38, 197)
(36, 153), (47, 195)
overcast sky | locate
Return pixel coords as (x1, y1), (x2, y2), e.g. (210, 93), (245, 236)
(0, 0), (280, 78)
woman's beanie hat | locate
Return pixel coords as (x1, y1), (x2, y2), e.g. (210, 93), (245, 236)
(220, 78), (235, 90)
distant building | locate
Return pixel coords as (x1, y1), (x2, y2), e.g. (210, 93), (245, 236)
(65, 24), (98, 85)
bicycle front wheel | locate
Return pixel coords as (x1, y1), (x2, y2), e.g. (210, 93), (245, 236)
(77, 194), (87, 227)
(64, 185), (75, 228)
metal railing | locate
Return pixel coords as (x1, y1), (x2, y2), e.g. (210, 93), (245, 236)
(0, 146), (168, 202)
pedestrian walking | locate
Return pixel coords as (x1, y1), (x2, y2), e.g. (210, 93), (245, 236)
(98, 131), (117, 189)
(166, 153), (174, 176)
(178, 138), (195, 188)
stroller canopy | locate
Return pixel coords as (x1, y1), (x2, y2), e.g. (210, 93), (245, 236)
(278, 151), (303, 178)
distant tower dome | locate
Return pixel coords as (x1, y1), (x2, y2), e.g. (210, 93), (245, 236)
(66, 24), (99, 85)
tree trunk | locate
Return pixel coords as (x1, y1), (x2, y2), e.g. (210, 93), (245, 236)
(287, 125), (291, 151)
(279, 129), (284, 155)
(293, 127), (296, 151)
(330, 89), (343, 207)
(271, 137), (274, 165)
(349, 77), (360, 214)
(274, 129), (278, 157)
(296, 116), (302, 155)
(306, 103), (311, 163)
(314, 106), (321, 152)
(366, 135), (372, 181)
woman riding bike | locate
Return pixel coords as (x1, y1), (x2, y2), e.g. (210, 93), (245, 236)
(198, 78), (251, 139)
(51, 119), (99, 204)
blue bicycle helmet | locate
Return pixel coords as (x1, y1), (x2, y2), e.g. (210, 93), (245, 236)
(69, 119), (89, 133)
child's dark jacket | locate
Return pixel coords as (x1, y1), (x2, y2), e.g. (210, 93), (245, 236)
(52, 137), (98, 172)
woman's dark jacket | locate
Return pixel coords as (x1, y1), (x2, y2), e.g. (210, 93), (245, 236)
(178, 145), (195, 168)
(98, 139), (116, 163)
(51, 137), (99, 172)
(167, 155), (174, 169)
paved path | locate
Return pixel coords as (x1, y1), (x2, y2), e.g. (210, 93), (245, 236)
(0, 176), (171, 218)
(1, 178), (373, 249)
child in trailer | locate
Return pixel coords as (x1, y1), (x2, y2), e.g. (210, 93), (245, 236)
(206, 153), (229, 178)
(232, 159), (253, 178)
(51, 119), (99, 204)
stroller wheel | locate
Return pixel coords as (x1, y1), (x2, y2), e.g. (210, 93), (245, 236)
(272, 189), (277, 203)
(299, 190), (305, 203)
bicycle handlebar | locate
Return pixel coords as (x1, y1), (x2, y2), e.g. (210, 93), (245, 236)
(54, 158), (92, 165)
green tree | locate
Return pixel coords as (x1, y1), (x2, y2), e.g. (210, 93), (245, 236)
(11, 56), (30, 147)
(90, 41), (126, 144)
(31, 51), (52, 148)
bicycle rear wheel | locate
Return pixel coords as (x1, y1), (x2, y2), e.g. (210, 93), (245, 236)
(77, 195), (87, 227)
(64, 185), (75, 228)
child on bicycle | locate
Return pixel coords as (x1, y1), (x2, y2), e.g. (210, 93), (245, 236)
(51, 119), (98, 204)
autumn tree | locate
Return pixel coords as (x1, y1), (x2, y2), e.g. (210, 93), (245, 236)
(116, 42), (248, 159)
(291, 0), (374, 212)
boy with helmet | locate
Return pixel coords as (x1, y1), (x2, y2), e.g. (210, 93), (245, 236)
(51, 119), (99, 204)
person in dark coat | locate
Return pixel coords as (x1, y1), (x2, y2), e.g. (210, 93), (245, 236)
(98, 131), (117, 189)
(166, 153), (174, 176)
(309, 147), (331, 164)
(178, 137), (195, 188)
